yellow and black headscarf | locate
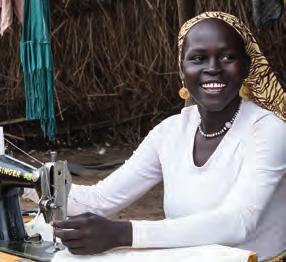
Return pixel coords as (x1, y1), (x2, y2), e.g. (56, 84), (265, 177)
(178, 11), (286, 121)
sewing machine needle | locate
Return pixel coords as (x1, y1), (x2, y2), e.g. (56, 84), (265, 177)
(53, 226), (56, 246)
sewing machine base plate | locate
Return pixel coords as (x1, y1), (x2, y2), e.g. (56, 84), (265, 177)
(0, 240), (56, 261)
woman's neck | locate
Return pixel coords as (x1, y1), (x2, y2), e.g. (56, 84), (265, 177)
(198, 96), (241, 134)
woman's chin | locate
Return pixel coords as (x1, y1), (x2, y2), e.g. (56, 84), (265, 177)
(197, 98), (229, 112)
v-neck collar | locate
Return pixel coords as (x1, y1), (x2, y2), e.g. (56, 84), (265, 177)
(188, 99), (247, 170)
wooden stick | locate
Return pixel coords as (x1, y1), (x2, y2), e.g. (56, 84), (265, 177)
(5, 133), (25, 141)
(55, 71), (64, 121)
(176, 0), (196, 27)
(0, 117), (26, 126)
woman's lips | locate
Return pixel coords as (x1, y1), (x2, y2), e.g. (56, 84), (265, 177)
(201, 82), (226, 94)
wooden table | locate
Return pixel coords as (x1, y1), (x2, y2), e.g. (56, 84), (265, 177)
(0, 251), (34, 262)
(249, 252), (258, 262)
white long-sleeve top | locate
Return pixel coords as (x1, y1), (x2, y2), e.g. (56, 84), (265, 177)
(24, 99), (286, 260)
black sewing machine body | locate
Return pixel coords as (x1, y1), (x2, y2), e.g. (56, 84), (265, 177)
(0, 154), (71, 261)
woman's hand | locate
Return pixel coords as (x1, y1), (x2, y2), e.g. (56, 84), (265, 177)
(53, 212), (132, 255)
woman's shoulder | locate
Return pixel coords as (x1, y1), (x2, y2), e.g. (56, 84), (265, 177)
(239, 100), (286, 148)
(241, 100), (286, 167)
(242, 100), (286, 128)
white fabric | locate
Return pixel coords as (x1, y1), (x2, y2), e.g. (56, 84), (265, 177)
(25, 213), (54, 242)
(52, 245), (252, 262)
(23, 99), (286, 261)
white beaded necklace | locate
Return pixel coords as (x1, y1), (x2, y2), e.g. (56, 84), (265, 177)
(198, 100), (242, 139)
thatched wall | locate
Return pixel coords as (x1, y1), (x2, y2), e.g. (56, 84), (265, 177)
(0, 0), (285, 147)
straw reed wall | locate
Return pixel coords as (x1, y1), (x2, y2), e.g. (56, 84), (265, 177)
(0, 0), (285, 147)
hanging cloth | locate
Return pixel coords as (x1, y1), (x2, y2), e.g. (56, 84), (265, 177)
(13, 0), (24, 23)
(0, 0), (24, 36)
(0, 0), (13, 35)
(20, 0), (56, 140)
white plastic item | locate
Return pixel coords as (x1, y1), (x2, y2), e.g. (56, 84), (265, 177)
(0, 127), (4, 155)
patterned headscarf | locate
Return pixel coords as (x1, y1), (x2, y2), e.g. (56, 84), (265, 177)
(178, 11), (286, 121)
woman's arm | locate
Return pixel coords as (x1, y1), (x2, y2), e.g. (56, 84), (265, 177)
(24, 127), (162, 217)
(52, 124), (165, 255)
(66, 126), (163, 216)
(23, 124), (163, 216)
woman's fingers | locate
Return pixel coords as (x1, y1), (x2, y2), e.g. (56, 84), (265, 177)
(55, 229), (82, 241)
(53, 213), (93, 229)
(52, 213), (98, 229)
(62, 239), (84, 249)
(53, 219), (79, 229)
(69, 247), (86, 255)
(52, 213), (122, 255)
(69, 247), (95, 255)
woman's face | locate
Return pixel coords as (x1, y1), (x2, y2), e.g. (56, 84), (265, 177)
(181, 18), (250, 111)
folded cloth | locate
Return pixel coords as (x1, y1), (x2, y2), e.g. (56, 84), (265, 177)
(53, 245), (252, 262)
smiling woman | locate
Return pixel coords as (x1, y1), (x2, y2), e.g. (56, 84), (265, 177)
(24, 11), (286, 261)
(181, 18), (250, 112)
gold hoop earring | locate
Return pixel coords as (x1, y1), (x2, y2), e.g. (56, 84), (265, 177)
(239, 85), (250, 100)
(179, 86), (191, 100)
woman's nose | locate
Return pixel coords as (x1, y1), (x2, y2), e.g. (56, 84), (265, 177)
(203, 58), (222, 75)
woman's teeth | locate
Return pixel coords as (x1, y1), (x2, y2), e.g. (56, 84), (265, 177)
(201, 82), (226, 88)
(201, 82), (226, 94)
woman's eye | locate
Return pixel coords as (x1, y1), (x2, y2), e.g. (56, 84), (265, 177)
(221, 54), (235, 62)
(190, 56), (204, 63)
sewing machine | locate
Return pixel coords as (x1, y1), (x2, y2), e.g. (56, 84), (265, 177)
(0, 128), (72, 261)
